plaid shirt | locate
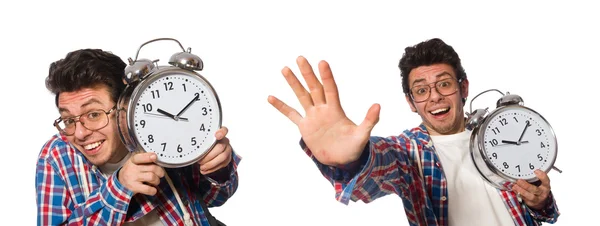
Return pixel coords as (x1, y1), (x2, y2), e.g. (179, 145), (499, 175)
(301, 124), (560, 226)
(36, 134), (241, 226)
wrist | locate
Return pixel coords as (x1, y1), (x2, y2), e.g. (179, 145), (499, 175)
(205, 158), (233, 183)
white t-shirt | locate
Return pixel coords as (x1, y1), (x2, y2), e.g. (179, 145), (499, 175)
(430, 130), (514, 226)
(98, 152), (164, 226)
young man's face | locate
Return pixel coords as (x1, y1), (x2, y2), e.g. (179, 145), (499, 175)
(404, 63), (469, 135)
(57, 85), (127, 166)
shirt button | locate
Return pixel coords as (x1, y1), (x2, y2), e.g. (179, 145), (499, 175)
(441, 196), (447, 201)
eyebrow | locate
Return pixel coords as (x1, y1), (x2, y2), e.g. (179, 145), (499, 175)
(58, 98), (104, 115)
(411, 72), (453, 87)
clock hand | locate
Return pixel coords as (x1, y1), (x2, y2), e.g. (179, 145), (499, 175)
(501, 140), (519, 145)
(144, 112), (189, 121)
(145, 112), (189, 121)
(156, 109), (187, 121)
(501, 140), (529, 145)
(157, 108), (178, 120)
(517, 121), (530, 144)
(176, 93), (199, 117)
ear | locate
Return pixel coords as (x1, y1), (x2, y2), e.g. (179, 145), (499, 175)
(460, 78), (469, 99)
(405, 95), (417, 112)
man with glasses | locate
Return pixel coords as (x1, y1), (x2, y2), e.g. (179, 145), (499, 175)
(268, 38), (560, 225)
(36, 49), (240, 226)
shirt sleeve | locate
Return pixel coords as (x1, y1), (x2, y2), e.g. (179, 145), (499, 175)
(299, 135), (414, 205)
(192, 149), (241, 207)
(36, 142), (134, 225)
(526, 191), (560, 223)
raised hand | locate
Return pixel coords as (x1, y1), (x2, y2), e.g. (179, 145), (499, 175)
(268, 56), (381, 166)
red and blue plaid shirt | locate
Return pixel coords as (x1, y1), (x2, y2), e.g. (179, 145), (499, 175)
(301, 124), (559, 226)
(36, 134), (241, 226)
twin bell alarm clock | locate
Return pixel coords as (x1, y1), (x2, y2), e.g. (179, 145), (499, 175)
(117, 38), (222, 168)
(466, 89), (562, 190)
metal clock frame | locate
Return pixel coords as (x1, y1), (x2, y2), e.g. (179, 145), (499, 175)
(117, 38), (223, 168)
(467, 89), (561, 191)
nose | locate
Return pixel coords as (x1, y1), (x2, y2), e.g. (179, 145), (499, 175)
(429, 86), (443, 102)
(73, 121), (93, 140)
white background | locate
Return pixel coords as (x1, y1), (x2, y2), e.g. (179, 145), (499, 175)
(0, 0), (597, 225)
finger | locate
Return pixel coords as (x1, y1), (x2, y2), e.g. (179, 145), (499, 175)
(297, 56), (326, 105)
(131, 152), (158, 165)
(512, 184), (536, 202)
(318, 60), (341, 108)
(215, 127), (229, 140)
(199, 138), (229, 165)
(140, 164), (166, 178)
(138, 172), (161, 186)
(516, 179), (542, 196)
(358, 103), (381, 133)
(535, 170), (551, 189)
(135, 183), (158, 196)
(281, 66), (314, 110)
(201, 147), (232, 174)
(267, 95), (304, 125)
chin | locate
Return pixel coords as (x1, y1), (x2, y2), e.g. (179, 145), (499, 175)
(424, 120), (457, 135)
(434, 121), (464, 134)
(79, 147), (111, 166)
(84, 154), (110, 166)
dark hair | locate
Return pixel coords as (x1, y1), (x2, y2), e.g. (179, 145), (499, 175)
(398, 38), (467, 97)
(45, 49), (126, 106)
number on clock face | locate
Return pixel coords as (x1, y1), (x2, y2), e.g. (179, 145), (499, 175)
(132, 73), (220, 166)
(482, 107), (556, 180)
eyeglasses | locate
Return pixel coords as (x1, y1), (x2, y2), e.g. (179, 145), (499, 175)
(409, 78), (463, 103)
(53, 106), (116, 136)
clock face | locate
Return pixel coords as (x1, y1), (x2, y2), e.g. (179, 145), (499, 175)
(481, 106), (557, 181)
(131, 71), (221, 167)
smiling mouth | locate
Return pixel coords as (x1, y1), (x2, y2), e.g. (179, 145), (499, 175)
(429, 107), (450, 116)
(84, 141), (104, 150)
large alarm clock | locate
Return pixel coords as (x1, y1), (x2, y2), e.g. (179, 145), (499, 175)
(466, 89), (561, 191)
(117, 38), (222, 168)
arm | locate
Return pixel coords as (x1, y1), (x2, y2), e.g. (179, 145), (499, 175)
(191, 150), (241, 207)
(35, 141), (133, 225)
(301, 135), (416, 205)
(526, 191), (560, 223)
(511, 169), (560, 223)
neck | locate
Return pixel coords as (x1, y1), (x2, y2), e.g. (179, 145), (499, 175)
(108, 148), (129, 164)
(425, 117), (467, 136)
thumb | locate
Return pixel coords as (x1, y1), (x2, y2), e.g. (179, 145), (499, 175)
(358, 103), (380, 133)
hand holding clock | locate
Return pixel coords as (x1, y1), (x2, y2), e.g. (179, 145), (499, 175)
(198, 126), (233, 175)
(118, 152), (166, 196)
(511, 169), (552, 210)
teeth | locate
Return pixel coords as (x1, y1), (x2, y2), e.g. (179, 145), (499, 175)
(84, 141), (102, 150)
(430, 108), (449, 114)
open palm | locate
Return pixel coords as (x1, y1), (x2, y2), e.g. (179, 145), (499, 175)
(268, 56), (380, 166)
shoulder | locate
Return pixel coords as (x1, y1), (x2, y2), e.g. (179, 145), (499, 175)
(398, 124), (430, 143)
(369, 124), (428, 147)
(37, 134), (78, 168)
